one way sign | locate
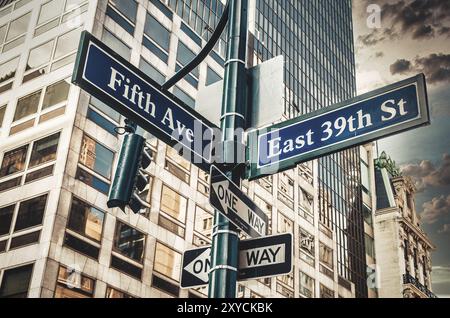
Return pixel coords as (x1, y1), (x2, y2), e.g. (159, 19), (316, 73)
(180, 246), (211, 288)
(180, 233), (293, 288)
(210, 166), (269, 237)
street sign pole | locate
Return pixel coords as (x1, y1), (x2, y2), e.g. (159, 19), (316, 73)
(208, 0), (248, 298)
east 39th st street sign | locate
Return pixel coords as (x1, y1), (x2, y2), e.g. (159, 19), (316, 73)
(180, 233), (292, 289)
(246, 74), (430, 180)
(72, 31), (218, 172)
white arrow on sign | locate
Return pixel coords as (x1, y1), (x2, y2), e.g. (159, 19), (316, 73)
(212, 180), (267, 236)
(184, 247), (211, 283)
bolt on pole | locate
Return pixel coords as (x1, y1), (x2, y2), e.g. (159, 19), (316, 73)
(208, 0), (249, 298)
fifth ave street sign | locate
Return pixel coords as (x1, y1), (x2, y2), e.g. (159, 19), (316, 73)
(72, 31), (218, 172)
(210, 166), (269, 237)
(246, 74), (430, 180)
(180, 233), (293, 288)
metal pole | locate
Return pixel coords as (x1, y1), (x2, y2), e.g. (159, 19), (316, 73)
(208, 0), (248, 298)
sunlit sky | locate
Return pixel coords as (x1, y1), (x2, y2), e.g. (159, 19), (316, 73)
(352, 0), (450, 297)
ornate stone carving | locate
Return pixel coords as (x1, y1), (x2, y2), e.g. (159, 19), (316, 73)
(375, 151), (402, 177)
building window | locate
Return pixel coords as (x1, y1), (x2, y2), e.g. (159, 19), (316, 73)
(24, 27), (83, 82)
(54, 266), (95, 298)
(363, 204), (373, 226)
(143, 13), (170, 62)
(320, 284), (335, 298)
(107, 0), (137, 35)
(144, 13), (170, 51)
(256, 175), (273, 193)
(361, 160), (370, 194)
(173, 86), (195, 109)
(278, 172), (294, 209)
(102, 28), (131, 61)
(67, 197), (104, 242)
(299, 227), (315, 267)
(254, 195), (272, 234)
(29, 133), (60, 168)
(159, 185), (187, 238)
(299, 271), (315, 298)
(165, 146), (191, 183)
(139, 58), (166, 85)
(197, 170), (209, 196)
(299, 187), (314, 224)
(105, 286), (134, 298)
(0, 56), (19, 93)
(298, 162), (313, 185)
(319, 242), (334, 269)
(11, 79), (70, 133)
(278, 213), (293, 234)
(0, 145), (28, 178)
(0, 194), (47, 253)
(113, 221), (145, 263)
(35, 0), (88, 37)
(194, 205), (213, 244)
(1, 12), (31, 53)
(79, 134), (114, 180)
(206, 66), (222, 86)
(153, 242), (181, 282)
(176, 41), (199, 88)
(0, 133), (60, 192)
(365, 234), (376, 259)
(0, 264), (34, 298)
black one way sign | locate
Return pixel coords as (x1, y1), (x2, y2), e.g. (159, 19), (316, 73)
(180, 233), (292, 288)
(209, 166), (269, 237)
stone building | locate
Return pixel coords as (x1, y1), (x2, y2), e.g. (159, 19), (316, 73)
(374, 152), (436, 298)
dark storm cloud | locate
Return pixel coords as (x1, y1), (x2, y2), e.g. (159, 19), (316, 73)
(390, 59), (412, 74)
(402, 153), (450, 191)
(389, 53), (450, 84)
(420, 194), (450, 224)
(358, 0), (450, 45)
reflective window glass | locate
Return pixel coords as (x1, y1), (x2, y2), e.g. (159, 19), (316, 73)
(14, 90), (41, 121)
(153, 242), (181, 281)
(6, 13), (31, 41)
(102, 29), (131, 61)
(0, 204), (14, 236)
(0, 144), (28, 178)
(42, 80), (70, 109)
(14, 194), (47, 232)
(54, 27), (82, 59)
(144, 14), (170, 51)
(68, 197), (104, 242)
(113, 221), (145, 262)
(0, 57), (20, 85)
(26, 40), (54, 70)
(79, 135), (114, 179)
(29, 133), (60, 168)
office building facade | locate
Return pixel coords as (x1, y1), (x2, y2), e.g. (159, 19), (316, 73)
(0, 0), (377, 298)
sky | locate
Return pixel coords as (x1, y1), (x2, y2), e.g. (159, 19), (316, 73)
(352, 0), (450, 297)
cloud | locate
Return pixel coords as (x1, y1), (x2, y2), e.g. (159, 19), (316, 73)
(389, 53), (450, 84)
(432, 266), (450, 284)
(401, 153), (450, 190)
(432, 266), (450, 297)
(357, 0), (450, 45)
(375, 52), (384, 58)
(420, 195), (450, 224)
(439, 224), (450, 234)
(390, 59), (412, 74)
(356, 69), (387, 94)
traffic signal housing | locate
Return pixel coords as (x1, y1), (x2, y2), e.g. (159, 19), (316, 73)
(107, 132), (152, 213)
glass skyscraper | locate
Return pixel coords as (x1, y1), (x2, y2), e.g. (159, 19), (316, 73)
(253, 0), (367, 298)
